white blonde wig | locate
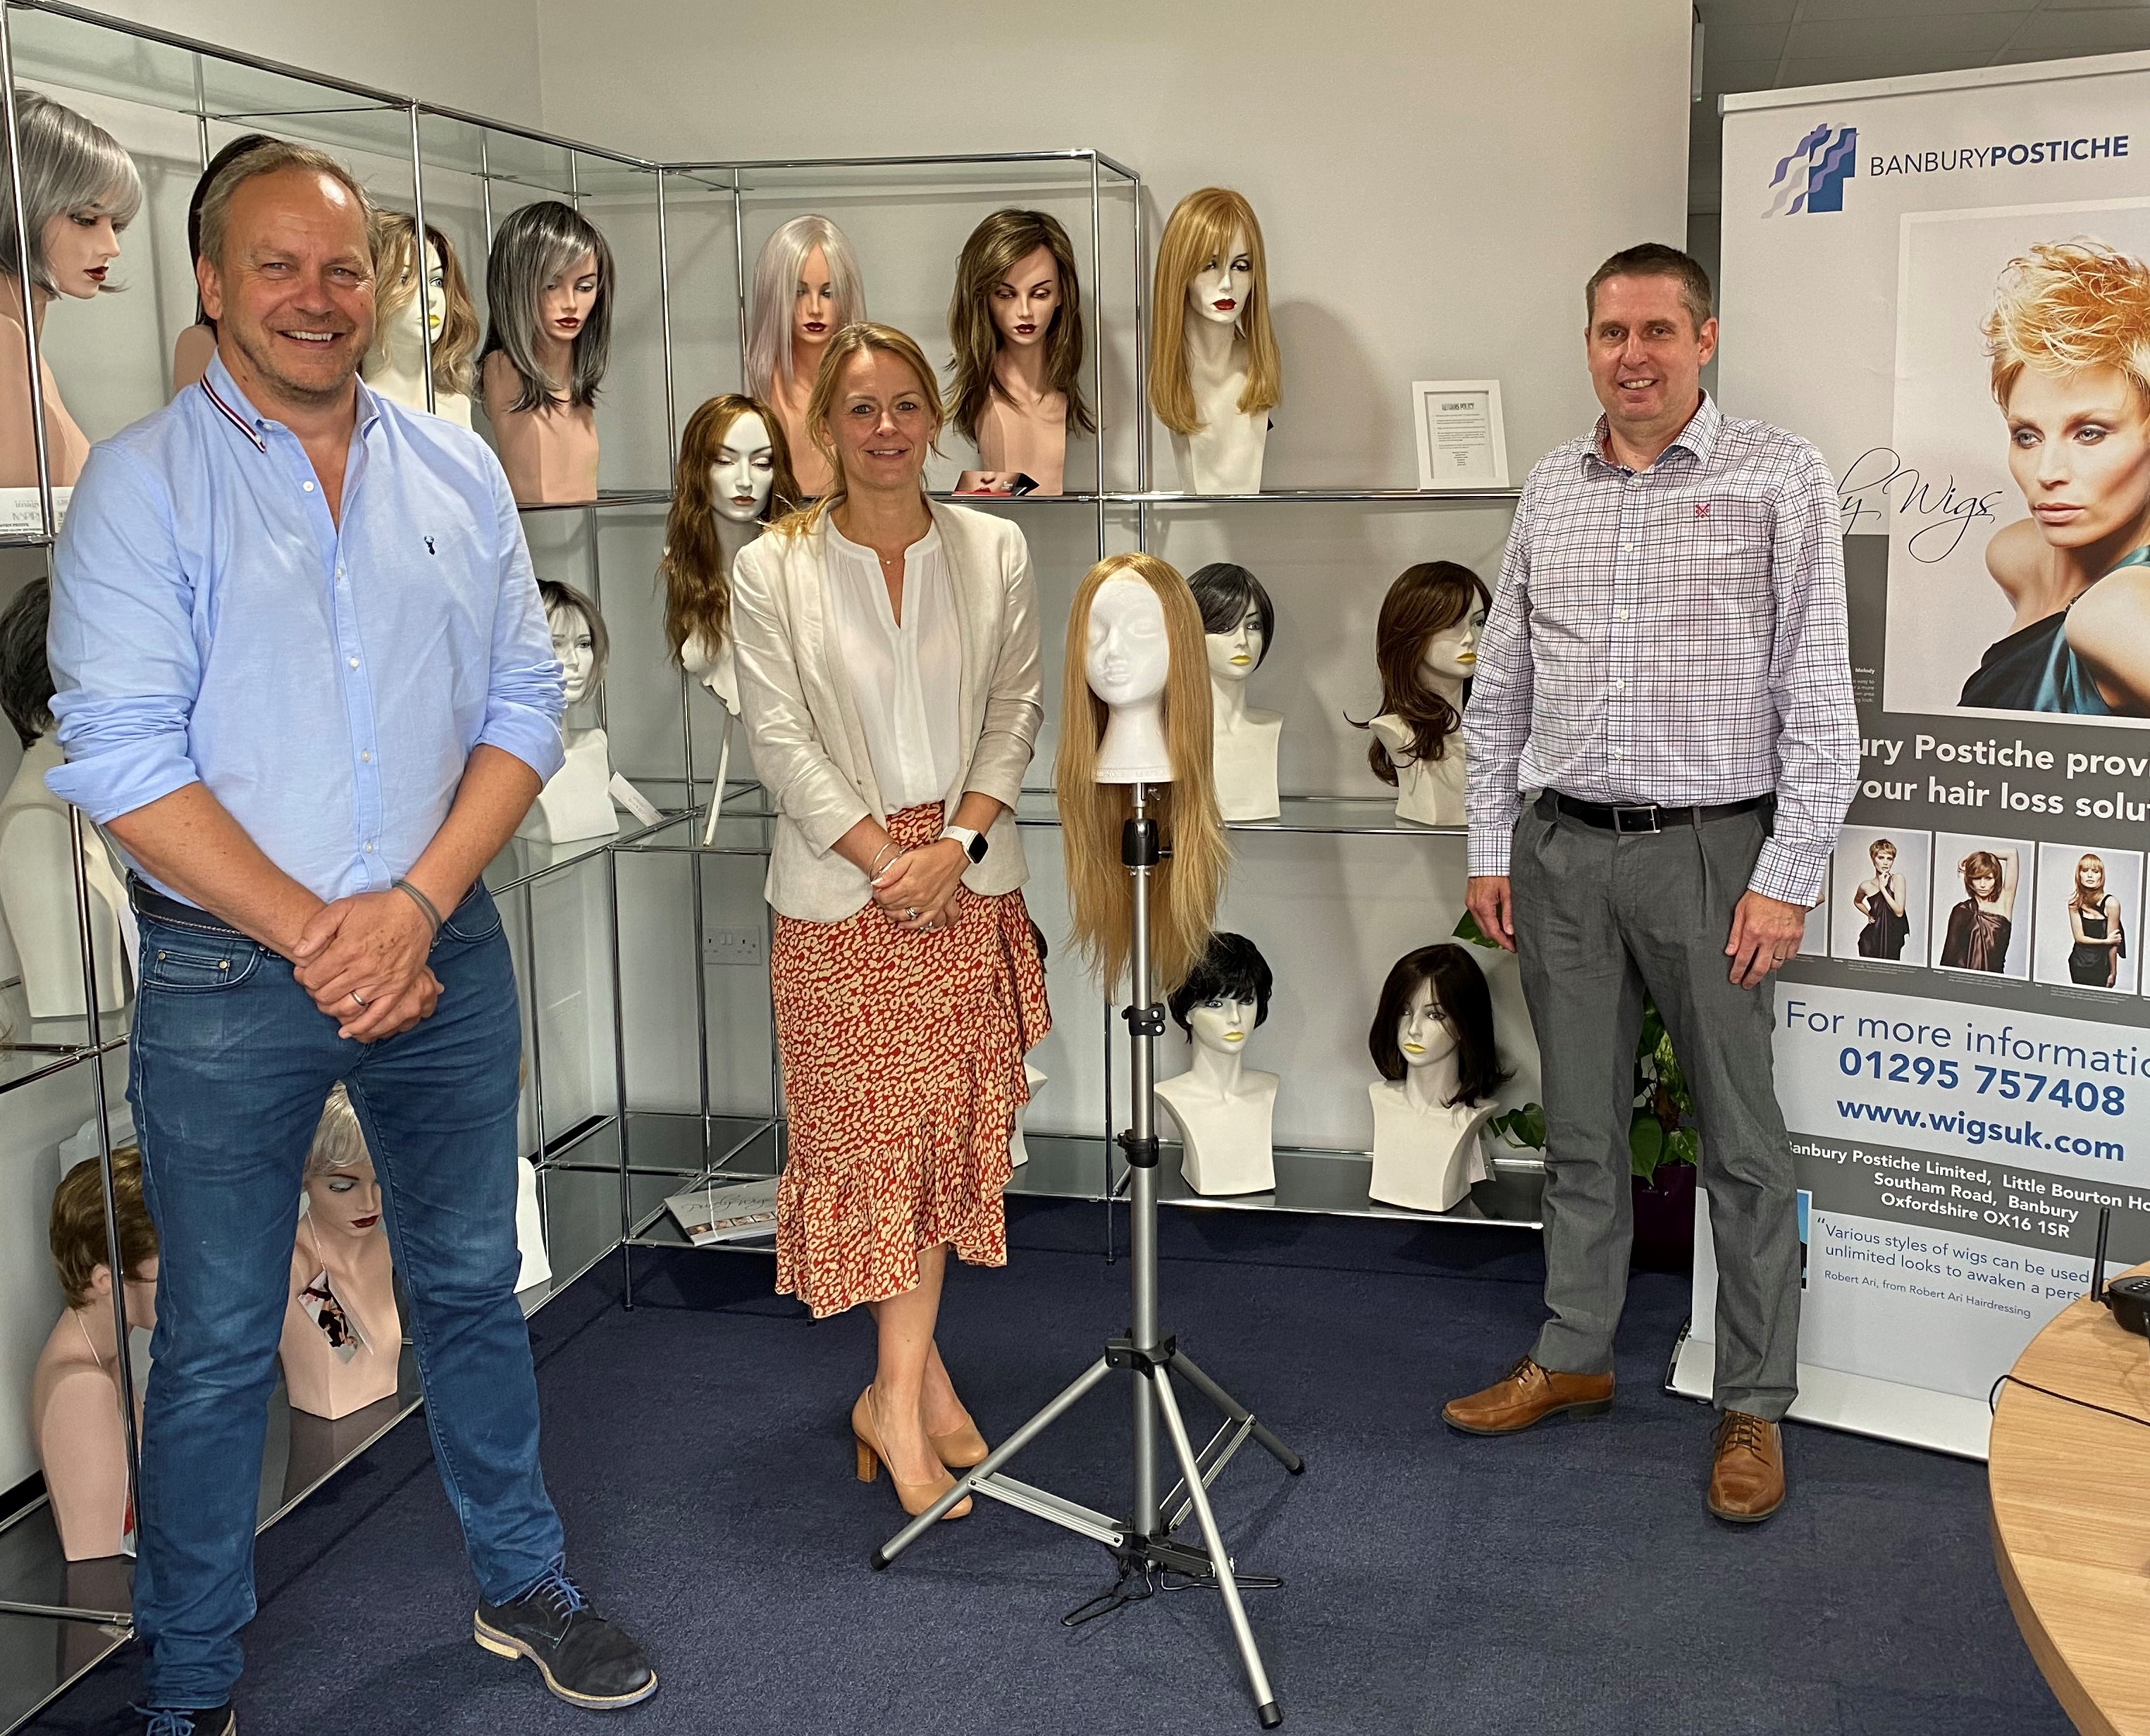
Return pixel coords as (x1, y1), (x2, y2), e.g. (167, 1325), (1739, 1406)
(745, 214), (866, 402)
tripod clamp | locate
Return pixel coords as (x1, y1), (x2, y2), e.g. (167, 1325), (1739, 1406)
(1106, 1333), (1177, 1370)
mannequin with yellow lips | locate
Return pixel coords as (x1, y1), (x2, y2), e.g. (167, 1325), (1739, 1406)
(1154, 933), (1277, 1197)
(280, 1086), (401, 1421)
(1362, 562), (1490, 829)
(1191, 562), (1281, 822)
(1366, 945), (1501, 1215)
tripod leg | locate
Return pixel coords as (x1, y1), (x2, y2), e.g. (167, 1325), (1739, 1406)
(1148, 1365), (1282, 1729)
(1170, 1349), (1305, 1475)
(872, 1355), (1116, 1570)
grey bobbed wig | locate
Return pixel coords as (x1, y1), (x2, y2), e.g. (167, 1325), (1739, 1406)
(1, 89), (142, 297)
(478, 199), (612, 413)
(744, 214), (866, 403)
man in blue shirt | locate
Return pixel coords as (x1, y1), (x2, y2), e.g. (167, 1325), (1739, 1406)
(45, 142), (655, 1733)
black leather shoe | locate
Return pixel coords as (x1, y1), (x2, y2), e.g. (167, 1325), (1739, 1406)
(139, 1709), (235, 1735)
(474, 1563), (657, 1709)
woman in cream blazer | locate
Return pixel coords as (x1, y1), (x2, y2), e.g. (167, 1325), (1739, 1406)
(731, 321), (1051, 1525)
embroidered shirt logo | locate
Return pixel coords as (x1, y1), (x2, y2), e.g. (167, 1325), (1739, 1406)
(424, 535), (436, 554)
(1694, 502), (1710, 519)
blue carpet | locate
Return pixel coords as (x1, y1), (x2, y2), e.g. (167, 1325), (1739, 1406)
(24, 1198), (2063, 1736)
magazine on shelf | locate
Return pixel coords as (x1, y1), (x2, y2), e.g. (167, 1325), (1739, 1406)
(665, 1175), (779, 1246)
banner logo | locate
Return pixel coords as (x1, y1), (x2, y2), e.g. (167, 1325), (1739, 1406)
(1763, 123), (1858, 216)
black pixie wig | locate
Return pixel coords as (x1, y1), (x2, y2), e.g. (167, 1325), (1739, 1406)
(1187, 563), (1275, 669)
(1168, 931), (1273, 1035)
(1367, 943), (1505, 1105)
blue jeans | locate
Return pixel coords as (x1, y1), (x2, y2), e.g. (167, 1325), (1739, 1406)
(126, 886), (564, 1708)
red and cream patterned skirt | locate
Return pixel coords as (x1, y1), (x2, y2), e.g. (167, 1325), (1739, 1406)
(772, 803), (1051, 1319)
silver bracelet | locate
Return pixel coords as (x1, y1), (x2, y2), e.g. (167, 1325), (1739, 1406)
(868, 840), (903, 877)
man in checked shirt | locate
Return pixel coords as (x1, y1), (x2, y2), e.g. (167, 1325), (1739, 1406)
(1445, 243), (1858, 1523)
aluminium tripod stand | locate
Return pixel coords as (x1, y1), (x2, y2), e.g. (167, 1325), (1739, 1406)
(872, 783), (1304, 1729)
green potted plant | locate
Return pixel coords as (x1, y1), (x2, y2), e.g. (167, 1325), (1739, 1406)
(1454, 913), (1698, 1270)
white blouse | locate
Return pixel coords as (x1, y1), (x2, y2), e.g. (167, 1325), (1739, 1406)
(824, 521), (964, 811)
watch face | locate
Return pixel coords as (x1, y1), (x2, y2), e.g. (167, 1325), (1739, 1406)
(968, 832), (989, 862)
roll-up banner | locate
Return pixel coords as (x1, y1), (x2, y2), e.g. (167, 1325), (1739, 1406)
(1691, 53), (2150, 1457)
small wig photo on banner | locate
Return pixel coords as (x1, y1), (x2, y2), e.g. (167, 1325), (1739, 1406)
(2030, 840), (2140, 996)
(1884, 197), (2150, 727)
(1828, 825), (1932, 966)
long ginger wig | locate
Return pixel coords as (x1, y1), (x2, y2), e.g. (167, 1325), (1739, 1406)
(1054, 552), (1229, 995)
(660, 392), (800, 662)
(1148, 187), (1280, 438)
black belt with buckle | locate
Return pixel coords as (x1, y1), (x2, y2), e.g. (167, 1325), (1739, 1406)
(1552, 793), (1774, 834)
(128, 874), (265, 946)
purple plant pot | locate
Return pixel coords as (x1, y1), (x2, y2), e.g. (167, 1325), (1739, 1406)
(1631, 1161), (1697, 1273)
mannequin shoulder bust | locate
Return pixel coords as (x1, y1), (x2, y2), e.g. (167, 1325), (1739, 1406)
(32, 1316), (131, 1560)
(482, 352), (598, 505)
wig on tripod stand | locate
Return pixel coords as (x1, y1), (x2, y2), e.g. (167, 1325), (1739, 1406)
(870, 551), (1302, 1732)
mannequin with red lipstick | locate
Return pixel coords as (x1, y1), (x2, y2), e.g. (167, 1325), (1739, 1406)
(0, 90), (142, 488)
(746, 215), (866, 500)
(946, 209), (1093, 496)
(1149, 187), (1280, 496)
(478, 199), (612, 504)
(279, 1085), (401, 1420)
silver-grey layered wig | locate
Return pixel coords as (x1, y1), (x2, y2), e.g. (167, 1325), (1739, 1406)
(743, 214), (865, 402)
(304, 1084), (370, 1182)
(478, 199), (612, 413)
(0, 89), (142, 297)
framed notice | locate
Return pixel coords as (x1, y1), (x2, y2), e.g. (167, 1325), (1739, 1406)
(1411, 380), (1509, 490)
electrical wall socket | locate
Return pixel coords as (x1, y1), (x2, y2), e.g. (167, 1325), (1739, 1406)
(703, 926), (765, 966)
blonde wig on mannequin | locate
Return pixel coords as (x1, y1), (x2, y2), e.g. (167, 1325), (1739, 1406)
(770, 321), (941, 538)
(1147, 187), (1280, 438)
(745, 215), (867, 404)
(369, 209), (478, 396)
(660, 392), (801, 661)
(944, 208), (1094, 445)
(1054, 552), (1228, 995)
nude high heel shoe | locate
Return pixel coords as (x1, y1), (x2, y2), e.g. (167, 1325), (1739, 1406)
(852, 1387), (971, 1521)
(929, 1416), (991, 1470)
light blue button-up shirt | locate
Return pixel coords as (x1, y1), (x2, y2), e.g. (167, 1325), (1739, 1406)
(44, 352), (565, 905)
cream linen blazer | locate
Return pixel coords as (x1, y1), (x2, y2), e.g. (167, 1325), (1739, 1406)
(731, 500), (1043, 922)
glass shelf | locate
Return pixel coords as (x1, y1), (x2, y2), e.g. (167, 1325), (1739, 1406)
(621, 788), (1463, 852)
(415, 107), (655, 199)
(482, 807), (686, 897)
(1120, 488), (1522, 507)
(676, 150), (1139, 197)
(514, 489), (672, 514)
(0, 986), (127, 1098)
(11, 1), (412, 159)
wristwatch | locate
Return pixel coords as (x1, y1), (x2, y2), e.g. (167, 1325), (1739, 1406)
(944, 824), (989, 863)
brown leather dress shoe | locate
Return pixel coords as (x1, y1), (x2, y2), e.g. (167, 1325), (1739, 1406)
(1442, 1356), (1614, 1435)
(1707, 1410), (1786, 1523)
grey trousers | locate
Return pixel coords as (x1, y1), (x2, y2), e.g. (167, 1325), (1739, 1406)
(1509, 792), (1800, 1420)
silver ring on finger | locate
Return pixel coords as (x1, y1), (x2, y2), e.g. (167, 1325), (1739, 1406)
(350, 990), (368, 1009)
(906, 907), (920, 921)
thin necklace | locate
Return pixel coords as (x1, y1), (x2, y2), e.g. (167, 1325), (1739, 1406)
(76, 1309), (104, 1371)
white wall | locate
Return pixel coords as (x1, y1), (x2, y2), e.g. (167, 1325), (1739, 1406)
(539, 0), (1694, 1151)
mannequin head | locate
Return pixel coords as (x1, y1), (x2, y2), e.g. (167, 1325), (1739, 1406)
(1357, 561), (1491, 783)
(49, 1145), (156, 1321)
(1190, 562), (1275, 686)
(662, 392), (801, 662)
(1, 577), (54, 748)
(478, 200), (613, 412)
(1149, 187), (1280, 437)
(367, 210), (478, 396)
(1368, 944), (1505, 1106)
(187, 133), (276, 328)
(1085, 578), (1171, 709)
(538, 578), (608, 708)
(775, 321), (941, 533)
(745, 215), (866, 402)
(1168, 932), (1273, 1055)
(944, 208), (1094, 445)
(302, 1086), (382, 1244)
(0, 90), (141, 303)
(1055, 552), (1228, 994)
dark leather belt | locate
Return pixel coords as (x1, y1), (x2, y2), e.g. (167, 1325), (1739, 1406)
(128, 874), (259, 943)
(1552, 793), (1773, 834)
